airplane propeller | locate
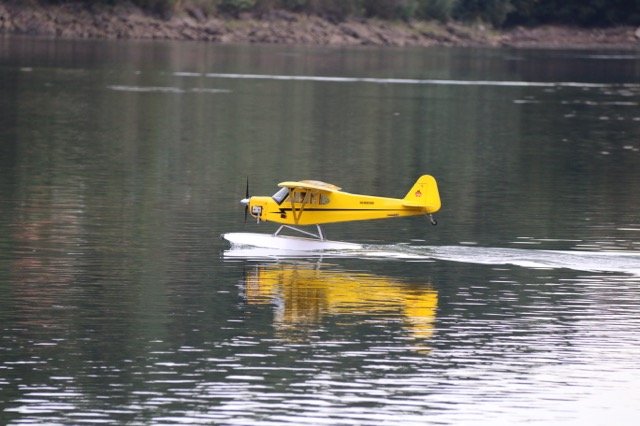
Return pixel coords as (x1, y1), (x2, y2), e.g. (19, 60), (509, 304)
(241, 178), (250, 223)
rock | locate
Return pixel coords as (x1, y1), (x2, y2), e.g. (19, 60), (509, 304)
(185, 5), (206, 22)
(338, 24), (356, 39)
(0, 4), (10, 31)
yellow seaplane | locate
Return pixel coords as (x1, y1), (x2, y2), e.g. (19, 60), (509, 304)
(223, 175), (441, 250)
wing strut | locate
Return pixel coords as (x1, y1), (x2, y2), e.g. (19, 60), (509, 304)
(279, 187), (325, 239)
(289, 188), (312, 225)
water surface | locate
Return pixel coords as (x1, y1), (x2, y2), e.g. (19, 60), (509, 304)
(1, 37), (640, 425)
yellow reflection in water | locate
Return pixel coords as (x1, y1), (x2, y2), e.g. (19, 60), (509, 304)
(243, 263), (438, 345)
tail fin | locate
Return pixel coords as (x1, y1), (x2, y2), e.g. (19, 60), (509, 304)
(402, 175), (441, 213)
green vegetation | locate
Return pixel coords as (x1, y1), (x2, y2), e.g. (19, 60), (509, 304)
(39, 0), (640, 26)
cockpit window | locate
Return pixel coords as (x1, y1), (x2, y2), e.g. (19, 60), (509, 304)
(272, 187), (289, 204)
(292, 191), (307, 203)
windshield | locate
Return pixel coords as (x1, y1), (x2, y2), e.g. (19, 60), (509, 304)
(272, 187), (289, 204)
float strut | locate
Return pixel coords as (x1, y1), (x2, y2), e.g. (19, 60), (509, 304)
(274, 225), (325, 240)
(429, 214), (437, 226)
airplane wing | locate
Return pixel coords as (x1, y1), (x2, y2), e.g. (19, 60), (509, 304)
(277, 180), (341, 193)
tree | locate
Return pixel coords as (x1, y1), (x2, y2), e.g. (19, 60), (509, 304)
(452, 0), (513, 26)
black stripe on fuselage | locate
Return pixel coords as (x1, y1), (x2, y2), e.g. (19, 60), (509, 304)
(270, 208), (415, 213)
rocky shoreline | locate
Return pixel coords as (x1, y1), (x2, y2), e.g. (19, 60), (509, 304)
(1, 1), (639, 48)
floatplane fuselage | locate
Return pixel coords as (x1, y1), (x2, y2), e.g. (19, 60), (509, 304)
(244, 175), (440, 226)
(228, 175), (441, 245)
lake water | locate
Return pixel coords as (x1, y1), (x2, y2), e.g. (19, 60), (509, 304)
(1, 36), (640, 425)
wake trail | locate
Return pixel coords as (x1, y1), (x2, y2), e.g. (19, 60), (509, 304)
(225, 243), (640, 276)
(176, 72), (640, 89)
(366, 244), (640, 276)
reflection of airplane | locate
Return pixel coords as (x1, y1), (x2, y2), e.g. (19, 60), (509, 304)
(223, 175), (440, 249)
(242, 263), (438, 343)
